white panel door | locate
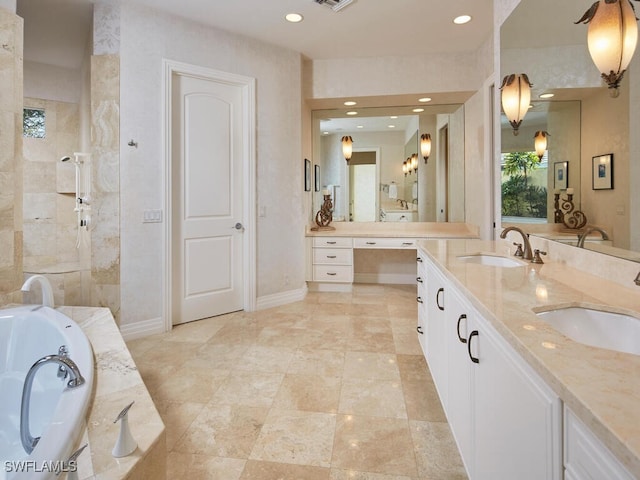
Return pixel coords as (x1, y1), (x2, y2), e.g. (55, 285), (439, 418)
(172, 73), (244, 324)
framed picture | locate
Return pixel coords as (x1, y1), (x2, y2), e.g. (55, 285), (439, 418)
(314, 164), (320, 192)
(304, 158), (311, 192)
(553, 161), (568, 190)
(592, 154), (613, 190)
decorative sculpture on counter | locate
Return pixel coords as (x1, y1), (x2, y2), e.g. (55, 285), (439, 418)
(311, 190), (336, 231)
(112, 401), (137, 458)
(554, 190), (587, 229)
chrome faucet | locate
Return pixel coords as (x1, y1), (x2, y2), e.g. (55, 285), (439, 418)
(397, 199), (408, 209)
(21, 274), (54, 308)
(576, 226), (610, 248)
(500, 226), (533, 260)
(20, 354), (86, 454)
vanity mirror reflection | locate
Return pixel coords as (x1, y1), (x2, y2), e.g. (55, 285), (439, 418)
(500, 0), (640, 261)
(312, 103), (465, 223)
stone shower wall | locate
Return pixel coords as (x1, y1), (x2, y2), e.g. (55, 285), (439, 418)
(0, 8), (23, 304)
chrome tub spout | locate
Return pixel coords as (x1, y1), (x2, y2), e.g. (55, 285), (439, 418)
(20, 354), (86, 454)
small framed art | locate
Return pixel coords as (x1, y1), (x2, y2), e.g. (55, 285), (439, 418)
(592, 154), (613, 190)
(553, 161), (568, 190)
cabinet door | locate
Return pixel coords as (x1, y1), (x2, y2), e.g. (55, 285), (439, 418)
(470, 315), (562, 480)
(416, 255), (428, 357)
(425, 261), (448, 407)
(446, 287), (474, 476)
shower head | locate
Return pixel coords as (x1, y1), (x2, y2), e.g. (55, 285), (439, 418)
(60, 156), (72, 162)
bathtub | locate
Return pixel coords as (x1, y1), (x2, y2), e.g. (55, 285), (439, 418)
(0, 306), (94, 479)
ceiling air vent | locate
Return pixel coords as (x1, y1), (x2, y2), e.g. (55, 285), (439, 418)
(313, 0), (356, 13)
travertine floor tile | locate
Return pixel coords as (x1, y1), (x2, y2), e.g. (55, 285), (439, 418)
(240, 460), (330, 480)
(273, 373), (342, 413)
(129, 285), (467, 479)
(173, 403), (269, 458)
(332, 414), (418, 477)
(339, 377), (407, 419)
(167, 452), (246, 480)
(250, 409), (337, 467)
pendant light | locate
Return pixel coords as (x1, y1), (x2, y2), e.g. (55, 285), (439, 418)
(500, 73), (532, 136)
(576, 0), (638, 97)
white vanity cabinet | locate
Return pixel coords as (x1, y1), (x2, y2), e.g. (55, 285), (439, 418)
(419, 253), (562, 480)
(564, 406), (635, 480)
(311, 237), (353, 283)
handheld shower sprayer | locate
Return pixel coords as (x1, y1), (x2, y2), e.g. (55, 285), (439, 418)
(60, 156), (72, 162)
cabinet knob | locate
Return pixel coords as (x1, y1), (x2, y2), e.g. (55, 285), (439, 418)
(416, 326), (424, 335)
(416, 296), (424, 304)
(416, 277), (423, 283)
(417, 257), (423, 263)
(326, 255), (337, 259)
(326, 272), (337, 276)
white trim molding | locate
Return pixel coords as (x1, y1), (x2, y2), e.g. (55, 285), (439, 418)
(120, 317), (165, 342)
(353, 273), (416, 285)
(256, 285), (308, 311)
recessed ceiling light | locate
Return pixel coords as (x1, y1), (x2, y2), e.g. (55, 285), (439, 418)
(357, 125), (364, 129)
(344, 101), (357, 106)
(388, 125), (396, 128)
(346, 111), (358, 116)
(418, 97), (432, 103)
(539, 93), (555, 99)
(413, 108), (425, 113)
(390, 116), (398, 119)
(285, 13), (303, 23)
(453, 15), (472, 25)
(323, 131), (329, 135)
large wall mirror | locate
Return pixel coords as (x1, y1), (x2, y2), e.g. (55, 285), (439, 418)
(500, 0), (639, 262)
(312, 104), (465, 223)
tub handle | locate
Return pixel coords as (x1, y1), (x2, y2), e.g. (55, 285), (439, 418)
(20, 354), (85, 454)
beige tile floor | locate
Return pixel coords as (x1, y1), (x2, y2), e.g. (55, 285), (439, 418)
(127, 284), (467, 479)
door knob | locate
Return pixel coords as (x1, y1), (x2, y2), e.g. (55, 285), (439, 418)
(234, 222), (244, 232)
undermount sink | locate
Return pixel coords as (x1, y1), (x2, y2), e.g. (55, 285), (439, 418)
(456, 254), (525, 268)
(535, 306), (640, 356)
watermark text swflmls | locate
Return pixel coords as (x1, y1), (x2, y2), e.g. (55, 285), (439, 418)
(4, 460), (77, 473)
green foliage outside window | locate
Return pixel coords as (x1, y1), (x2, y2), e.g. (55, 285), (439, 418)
(501, 151), (547, 218)
(23, 108), (45, 138)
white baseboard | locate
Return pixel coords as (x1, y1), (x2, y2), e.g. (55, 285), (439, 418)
(354, 273), (416, 285)
(256, 285), (308, 310)
(120, 317), (165, 341)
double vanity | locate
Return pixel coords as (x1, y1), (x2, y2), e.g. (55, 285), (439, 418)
(417, 238), (640, 479)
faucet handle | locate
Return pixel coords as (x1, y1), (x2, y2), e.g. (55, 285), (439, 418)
(531, 249), (547, 264)
(512, 242), (524, 257)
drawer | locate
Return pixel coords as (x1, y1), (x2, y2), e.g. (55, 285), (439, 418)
(312, 236), (353, 248)
(313, 247), (353, 265)
(313, 264), (353, 283)
(353, 237), (417, 249)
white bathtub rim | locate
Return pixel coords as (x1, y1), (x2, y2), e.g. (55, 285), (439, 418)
(0, 305), (95, 479)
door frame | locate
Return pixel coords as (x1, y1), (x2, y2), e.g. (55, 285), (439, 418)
(162, 59), (257, 332)
(343, 147), (380, 221)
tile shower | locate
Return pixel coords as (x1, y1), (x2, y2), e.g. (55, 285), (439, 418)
(22, 97), (91, 306)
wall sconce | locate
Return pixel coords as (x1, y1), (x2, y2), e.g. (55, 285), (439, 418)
(411, 153), (418, 173)
(402, 158), (411, 177)
(341, 135), (353, 162)
(500, 73), (532, 136)
(576, 0), (638, 97)
(534, 131), (550, 160)
(420, 133), (432, 163)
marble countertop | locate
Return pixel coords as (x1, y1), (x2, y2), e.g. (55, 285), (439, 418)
(417, 239), (640, 478)
(306, 222), (479, 238)
(58, 306), (166, 479)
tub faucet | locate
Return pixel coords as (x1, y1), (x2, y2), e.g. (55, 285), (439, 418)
(500, 226), (533, 260)
(576, 226), (610, 248)
(20, 354), (86, 454)
(21, 274), (54, 308)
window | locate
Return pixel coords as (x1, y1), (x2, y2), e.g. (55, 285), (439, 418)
(501, 151), (548, 221)
(23, 108), (45, 138)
